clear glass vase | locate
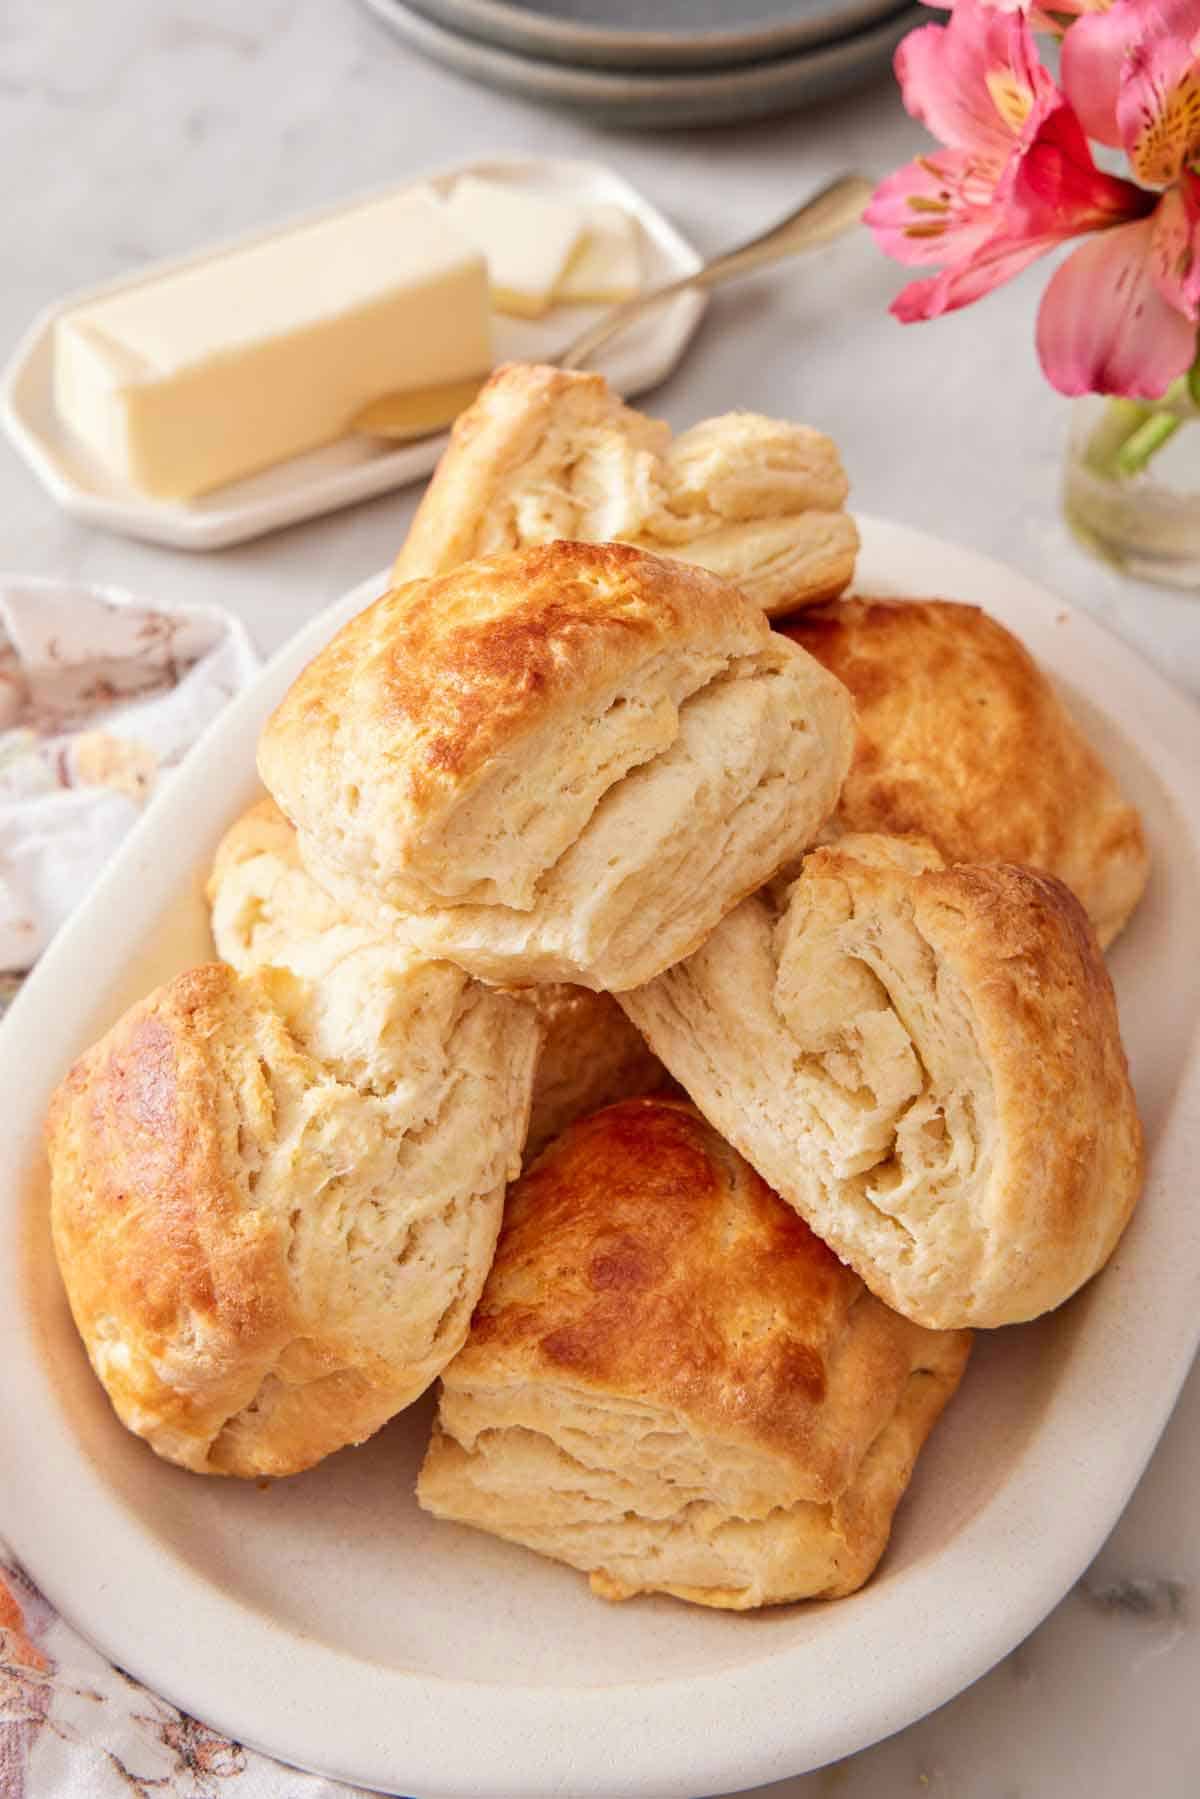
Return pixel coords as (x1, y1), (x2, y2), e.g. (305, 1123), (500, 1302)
(1063, 384), (1200, 590)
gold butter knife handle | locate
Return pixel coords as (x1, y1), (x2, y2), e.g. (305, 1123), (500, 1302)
(558, 173), (873, 373)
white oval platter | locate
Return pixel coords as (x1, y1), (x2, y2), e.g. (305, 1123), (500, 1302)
(0, 517), (1198, 1799)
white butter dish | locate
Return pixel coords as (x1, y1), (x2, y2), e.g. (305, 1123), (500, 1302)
(1, 156), (704, 552)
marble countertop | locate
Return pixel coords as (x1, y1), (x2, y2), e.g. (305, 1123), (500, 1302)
(3, 2), (1199, 1795)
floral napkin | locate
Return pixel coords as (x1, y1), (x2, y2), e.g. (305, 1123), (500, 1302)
(0, 1546), (382, 1799)
(0, 575), (259, 982)
(0, 577), (361, 1797)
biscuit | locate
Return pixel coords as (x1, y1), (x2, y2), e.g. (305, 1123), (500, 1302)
(418, 1098), (971, 1609)
(46, 956), (538, 1478)
(258, 541), (855, 991)
(206, 798), (667, 1161)
(784, 596), (1149, 947)
(393, 363), (858, 616)
(619, 836), (1143, 1328)
(207, 794), (353, 976)
(521, 983), (668, 1162)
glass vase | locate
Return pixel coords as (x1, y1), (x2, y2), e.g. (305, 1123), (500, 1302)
(1062, 384), (1200, 590)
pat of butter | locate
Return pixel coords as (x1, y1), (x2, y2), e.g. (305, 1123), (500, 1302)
(444, 177), (586, 319)
(556, 205), (643, 306)
(53, 187), (493, 501)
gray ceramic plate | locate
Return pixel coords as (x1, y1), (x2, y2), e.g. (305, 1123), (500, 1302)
(359, 0), (918, 127)
(402, 0), (912, 68)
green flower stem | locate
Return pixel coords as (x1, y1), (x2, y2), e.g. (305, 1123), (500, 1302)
(1083, 400), (1155, 478)
(1081, 353), (1200, 482)
(1114, 411), (1183, 477)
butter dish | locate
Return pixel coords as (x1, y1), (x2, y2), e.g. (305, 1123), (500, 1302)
(1, 156), (704, 552)
(51, 186), (493, 504)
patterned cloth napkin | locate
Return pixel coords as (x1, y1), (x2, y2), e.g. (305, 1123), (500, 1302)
(0, 575), (259, 978)
(0, 580), (383, 1795)
(0, 1546), (380, 1798)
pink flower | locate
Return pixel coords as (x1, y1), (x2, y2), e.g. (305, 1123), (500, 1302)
(1009, 98), (1155, 230)
(1151, 164), (1200, 317)
(865, 0), (1059, 296)
(1117, 6), (1200, 181)
(875, 102), (1154, 320)
(866, 4), (1153, 320)
(895, 0), (1057, 157)
(1036, 216), (1199, 391)
(869, 0), (1200, 394)
(1056, 0), (1200, 151)
(1060, 0), (1148, 145)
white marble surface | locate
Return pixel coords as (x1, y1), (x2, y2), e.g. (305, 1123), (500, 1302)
(3, 2), (1199, 1795)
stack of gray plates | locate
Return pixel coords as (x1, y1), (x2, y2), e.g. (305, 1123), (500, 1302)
(358, 0), (919, 128)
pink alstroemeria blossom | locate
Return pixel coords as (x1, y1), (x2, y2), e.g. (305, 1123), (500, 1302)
(1118, 9), (1200, 184)
(872, 0), (1200, 396)
(1151, 163), (1200, 316)
(869, 69), (1153, 322)
(1060, 0), (1148, 146)
(893, 0), (1057, 161)
(1007, 100), (1154, 228)
(866, 151), (1002, 271)
(888, 236), (1052, 319)
(865, 0), (1062, 306)
(1036, 215), (1200, 392)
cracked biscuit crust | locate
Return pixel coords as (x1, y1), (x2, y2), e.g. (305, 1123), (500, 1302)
(619, 836), (1143, 1328)
(418, 1098), (970, 1609)
(45, 960), (538, 1478)
(258, 540), (855, 991)
(394, 363), (858, 617)
(206, 796), (668, 1163)
(785, 596), (1149, 948)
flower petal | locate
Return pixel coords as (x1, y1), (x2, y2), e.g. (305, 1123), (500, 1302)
(872, 99), (1154, 324)
(1117, 18), (1200, 184)
(1036, 217), (1199, 394)
(891, 233), (1055, 318)
(1060, 0), (1145, 147)
(1006, 100), (1156, 231)
(1150, 166), (1200, 318)
(865, 151), (999, 266)
(896, 0), (1058, 163)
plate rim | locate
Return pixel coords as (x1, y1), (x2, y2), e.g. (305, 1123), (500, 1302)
(2, 516), (1199, 1798)
(399, 0), (917, 69)
(0, 154), (704, 553)
(362, 0), (922, 98)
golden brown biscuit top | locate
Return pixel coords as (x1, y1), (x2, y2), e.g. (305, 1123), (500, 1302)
(46, 951), (540, 1476)
(46, 963), (292, 1379)
(260, 540), (768, 823)
(909, 858), (1142, 1227)
(784, 596), (1147, 946)
(453, 1098), (957, 1489)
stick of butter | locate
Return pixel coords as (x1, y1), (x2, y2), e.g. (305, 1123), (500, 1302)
(53, 186), (493, 502)
(556, 205), (643, 306)
(444, 177), (586, 319)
